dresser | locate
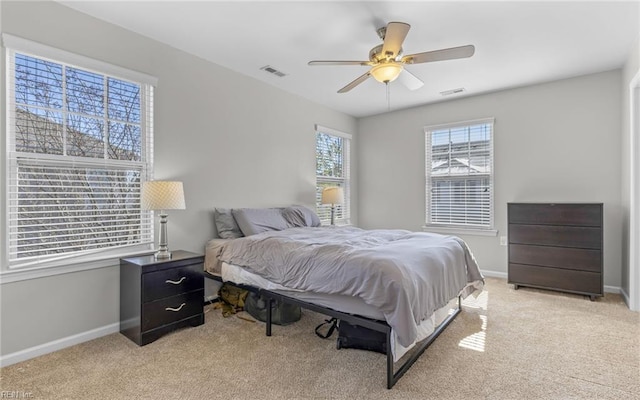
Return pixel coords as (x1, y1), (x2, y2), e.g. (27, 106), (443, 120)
(120, 250), (205, 346)
(507, 203), (603, 300)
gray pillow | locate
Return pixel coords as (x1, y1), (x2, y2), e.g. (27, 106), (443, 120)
(232, 208), (289, 236)
(283, 205), (321, 227)
(213, 208), (243, 239)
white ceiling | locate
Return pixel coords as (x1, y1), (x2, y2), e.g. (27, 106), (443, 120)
(59, 1), (639, 118)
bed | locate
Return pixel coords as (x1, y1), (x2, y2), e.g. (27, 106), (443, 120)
(204, 206), (484, 389)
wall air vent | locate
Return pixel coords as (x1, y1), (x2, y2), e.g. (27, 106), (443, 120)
(260, 65), (287, 78)
(440, 88), (466, 97)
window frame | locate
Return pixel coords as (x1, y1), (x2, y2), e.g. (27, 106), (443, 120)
(423, 118), (497, 236)
(315, 124), (351, 226)
(2, 34), (158, 276)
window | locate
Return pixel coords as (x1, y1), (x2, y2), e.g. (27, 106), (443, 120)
(4, 35), (157, 269)
(315, 125), (351, 225)
(424, 118), (494, 232)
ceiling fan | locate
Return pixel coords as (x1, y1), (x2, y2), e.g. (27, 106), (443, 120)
(308, 21), (475, 93)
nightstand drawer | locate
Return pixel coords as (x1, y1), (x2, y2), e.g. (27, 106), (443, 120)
(142, 289), (204, 332)
(142, 264), (204, 302)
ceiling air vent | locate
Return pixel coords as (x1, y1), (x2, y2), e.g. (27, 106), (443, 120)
(440, 88), (466, 97)
(260, 65), (287, 78)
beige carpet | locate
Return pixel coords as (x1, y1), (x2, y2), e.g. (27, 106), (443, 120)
(1, 277), (639, 399)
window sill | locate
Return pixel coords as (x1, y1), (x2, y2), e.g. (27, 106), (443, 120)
(1, 246), (153, 284)
(422, 225), (498, 237)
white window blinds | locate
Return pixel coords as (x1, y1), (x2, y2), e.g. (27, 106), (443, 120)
(315, 125), (351, 225)
(425, 118), (494, 229)
(5, 36), (155, 267)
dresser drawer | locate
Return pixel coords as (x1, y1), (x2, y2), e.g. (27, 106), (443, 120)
(509, 244), (601, 272)
(508, 203), (602, 227)
(509, 264), (601, 295)
(142, 289), (204, 332)
(142, 264), (204, 302)
(509, 224), (601, 249)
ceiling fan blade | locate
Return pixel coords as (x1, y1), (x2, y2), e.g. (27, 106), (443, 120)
(308, 60), (371, 66)
(381, 22), (411, 59)
(338, 72), (371, 93)
(402, 45), (475, 64)
(397, 69), (424, 91)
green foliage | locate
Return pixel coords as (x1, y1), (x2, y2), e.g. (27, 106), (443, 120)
(316, 132), (343, 178)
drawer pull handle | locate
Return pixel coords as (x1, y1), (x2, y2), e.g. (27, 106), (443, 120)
(165, 277), (186, 285)
(165, 303), (186, 312)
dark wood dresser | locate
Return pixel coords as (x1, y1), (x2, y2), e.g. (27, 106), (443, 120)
(120, 250), (205, 345)
(507, 203), (603, 300)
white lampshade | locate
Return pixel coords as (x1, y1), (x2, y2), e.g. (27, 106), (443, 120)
(321, 187), (344, 205)
(141, 181), (186, 211)
(370, 62), (403, 83)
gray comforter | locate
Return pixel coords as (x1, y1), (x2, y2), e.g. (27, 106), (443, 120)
(218, 226), (484, 347)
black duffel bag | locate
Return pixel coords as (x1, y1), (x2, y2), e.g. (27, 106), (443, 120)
(315, 318), (387, 355)
(337, 320), (387, 355)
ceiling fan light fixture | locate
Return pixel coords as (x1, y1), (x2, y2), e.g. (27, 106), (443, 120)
(370, 62), (403, 83)
(308, 21), (474, 93)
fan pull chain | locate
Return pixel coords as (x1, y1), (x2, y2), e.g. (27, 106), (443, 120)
(386, 83), (391, 111)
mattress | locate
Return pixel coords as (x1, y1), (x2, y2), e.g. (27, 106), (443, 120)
(221, 261), (457, 362)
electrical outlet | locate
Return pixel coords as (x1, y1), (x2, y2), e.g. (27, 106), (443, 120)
(500, 236), (508, 246)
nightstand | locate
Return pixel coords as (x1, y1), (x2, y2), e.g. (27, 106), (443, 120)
(120, 250), (205, 346)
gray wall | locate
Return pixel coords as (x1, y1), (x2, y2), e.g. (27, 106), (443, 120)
(358, 70), (623, 288)
(0, 1), (356, 357)
(620, 35), (640, 302)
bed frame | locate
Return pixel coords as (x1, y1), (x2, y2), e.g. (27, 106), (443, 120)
(205, 272), (461, 389)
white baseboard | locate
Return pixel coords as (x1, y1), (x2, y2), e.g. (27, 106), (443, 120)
(204, 294), (219, 303)
(604, 285), (622, 294)
(620, 287), (631, 306)
(0, 322), (119, 368)
(479, 269), (507, 279)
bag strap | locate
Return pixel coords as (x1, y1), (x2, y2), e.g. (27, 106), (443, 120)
(315, 317), (338, 339)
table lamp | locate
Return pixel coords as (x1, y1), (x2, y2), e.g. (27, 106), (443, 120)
(321, 186), (344, 226)
(141, 181), (186, 259)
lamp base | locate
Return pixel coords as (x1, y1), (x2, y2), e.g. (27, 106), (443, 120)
(155, 212), (172, 259)
(154, 249), (172, 259)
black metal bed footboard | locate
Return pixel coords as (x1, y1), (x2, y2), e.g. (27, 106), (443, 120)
(203, 272), (462, 389)
(260, 289), (461, 389)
